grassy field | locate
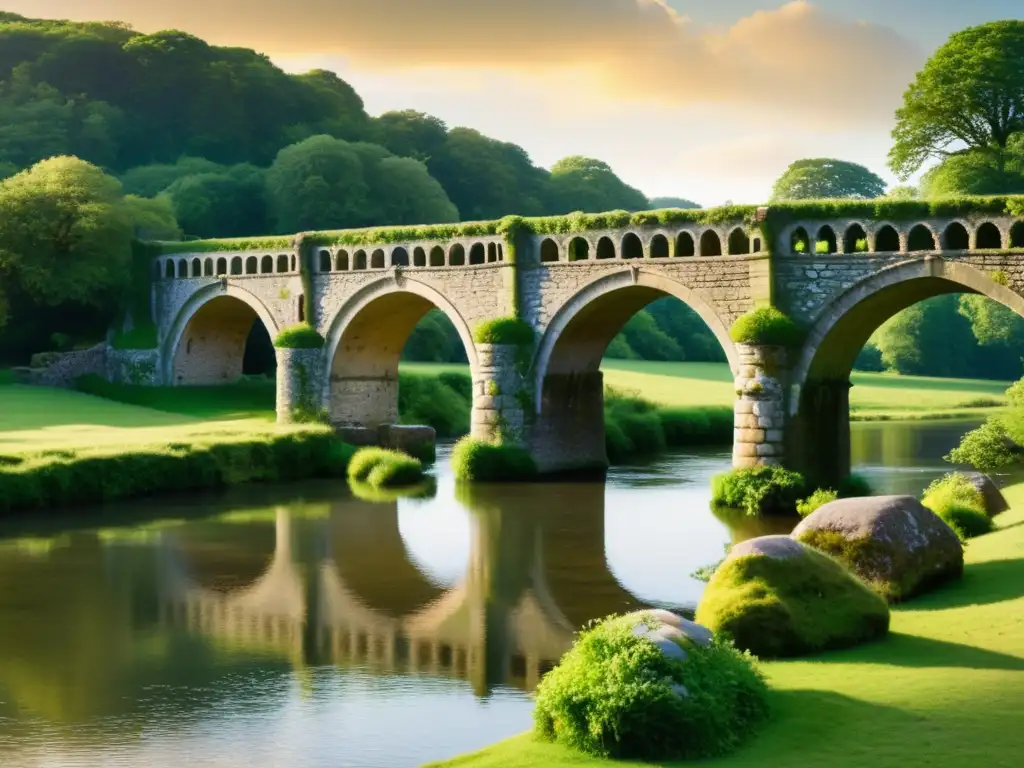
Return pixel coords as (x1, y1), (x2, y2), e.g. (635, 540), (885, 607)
(428, 486), (1024, 768)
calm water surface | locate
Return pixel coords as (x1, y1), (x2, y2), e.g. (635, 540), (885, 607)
(0, 420), (980, 767)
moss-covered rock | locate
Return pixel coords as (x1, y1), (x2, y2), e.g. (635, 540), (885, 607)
(533, 611), (769, 761)
(963, 472), (1010, 516)
(792, 495), (963, 603)
(695, 535), (890, 659)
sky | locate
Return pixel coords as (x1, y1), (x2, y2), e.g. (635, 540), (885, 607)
(8, 1), (1023, 205)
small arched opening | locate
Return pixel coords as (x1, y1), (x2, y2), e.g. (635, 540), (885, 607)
(487, 243), (499, 263)
(230, 257), (243, 276)
(276, 255), (289, 273)
(392, 247), (411, 267)
(908, 224), (936, 252)
(727, 228), (750, 255)
(191, 258), (202, 278)
(290, 255), (297, 272)
(245, 256), (258, 275)
(353, 250), (368, 270)
(204, 258), (214, 277)
(540, 239), (560, 263)
(752, 237), (762, 253)
(943, 222), (970, 251)
(622, 233), (643, 260)
(336, 250), (350, 271)
(650, 235), (669, 259)
(699, 230), (722, 257)
(298, 295), (305, 323)
(319, 250), (332, 272)
(371, 249), (386, 269)
(469, 243), (486, 265)
(449, 244), (466, 266)
(1012, 222), (1024, 248)
(568, 237), (590, 261)
(429, 246), (445, 267)
(413, 247), (427, 267)
(874, 225), (900, 253)
(162, 260), (173, 280)
(816, 226), (838, 255)
(177, 260), (188, 278)
(790, 227), (810, 255)
(843, 224), (868, 254)
(597, 237), (616, 260)
(260, 256), (273, 274)
(976, 222), (1002, 250)
(216, 258), (228, 276)
(675, 232), (695, 257)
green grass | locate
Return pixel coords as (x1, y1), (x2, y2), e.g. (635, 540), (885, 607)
(426, 487), (1024, 768)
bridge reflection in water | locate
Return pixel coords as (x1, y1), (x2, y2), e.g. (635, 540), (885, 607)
(156, 483), (668, 697)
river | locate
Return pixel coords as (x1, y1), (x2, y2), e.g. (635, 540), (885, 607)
(0, 420), (979, 767)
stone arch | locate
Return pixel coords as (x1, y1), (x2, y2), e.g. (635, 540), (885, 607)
(217, 257), (228, 276)
(907, 224), (936, 252)
(567, 237), (590, 261)
(942, 221), (970, 251)
(699, 230), (722, 257)
(246, 256), (258, 275)
(319, 249), (332, 272)
(322, 278), (478, 426)
(449, 243), (466, 266)
(391, 247), (410, 267)
(790, 227), (810, 255)
(596, 236), (616, 260)
(621, 232), (643, 260)
(336, 250), (350, 271)
(727, 228), (750, 255)
(276, 254), (289, 273)
(487, 243), (499, 263)
(540, 238), (560, 263)
(429, 245), (445, 267)
(976, 222), (1002, 250)
(649, 234), (669, 259)
(469, 243), (486, 265)
(675, 231), (695, 257)
(163, 283), (280, 387)
(260, 255), (273, 274)
(874, 224), (900, 253)
(353, 250), (367, 270)
(204, 258), (214, 277)
(790, 258), (1024, 486)
(816, 225), (837, 255)
(371, 249), (386, 269)
(191, 258), (202, 278)
(413, 247), (427, 267)
(177, 259), (188, 278)
(843, 224), (868, 253)
(1012, 221), (1024, 248)
(531, 269), (738, 473)
(230, 257), (243, 276)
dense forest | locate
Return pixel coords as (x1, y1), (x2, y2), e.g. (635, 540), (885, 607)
(0, 11), (1021, 381)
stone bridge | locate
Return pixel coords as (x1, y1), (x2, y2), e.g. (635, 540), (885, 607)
(137, 206), (1024, 485)
(155, 487), (658, 696)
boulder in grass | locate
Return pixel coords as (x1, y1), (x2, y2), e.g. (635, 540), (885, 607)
(792, 495), (963, 603)
(695, 535), (890, 659)
(962, 472), (1009, 517)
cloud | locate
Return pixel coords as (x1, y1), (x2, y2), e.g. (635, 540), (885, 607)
(20, 1), (925, 124)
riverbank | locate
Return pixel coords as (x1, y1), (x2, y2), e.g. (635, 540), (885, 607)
(425, 483), (1024, 768)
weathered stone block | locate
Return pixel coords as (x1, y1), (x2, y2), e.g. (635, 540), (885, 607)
(735, 428), (766, 443)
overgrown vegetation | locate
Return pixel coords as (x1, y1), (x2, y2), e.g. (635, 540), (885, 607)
(604, 388), (731, 463)
(921, 474), (995, 540)
(471, 317), (535, 346)
(730, 307), (804, 348)
(273, 324), (325, 349)
(451, 437), (537, 482)
(797, 488), (839, 517)
(346, 447), (424, 489)
(711, 466), (808, 517)
(532, 613), (770, 761)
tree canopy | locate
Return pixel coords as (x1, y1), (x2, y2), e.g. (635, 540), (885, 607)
(648, 196), (700, 210)
(889, 21), (1024, 179)
(771, 159), (887, 200)
(547, 156), (648, 214)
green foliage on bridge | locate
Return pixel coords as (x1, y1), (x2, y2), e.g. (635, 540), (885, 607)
(273, 324), (325, 349)
(729, 307), (804, 348)
(472, 317), (535, 346)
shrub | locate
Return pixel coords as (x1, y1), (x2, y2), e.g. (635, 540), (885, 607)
(451, 437), (537, 482)
(797, 488), (838, 517)
(945, 420), (1018, 472)
(815, 240), (830, 254)
(398, 372), (470, 437)
(438, 370), (473, 401)
(472, 317), (534, 345)
(696, 543), (890, 658)
(711, 466), (807, 517)
(921, 474), (993, 540)
(274, 323), (325, 349)
(729, 307), (803, 348)
(838, 473), (873, 498)
(660, 406), (733, 446)
(533, 614), (769, 761)
(347, 447), (423, 488)
(0, 429), (355, 514)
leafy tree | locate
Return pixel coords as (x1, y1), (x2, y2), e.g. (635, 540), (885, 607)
(872, 296), (977, 376)
(119, 156), (224, 197)
(884, 185), (918, 200)
(402, 309), (468, 363)
(369, 156), (459, 225)
(0, 156), (133, 331)
(890, 21), (1024, 179)
(770, 158), (887, 200)
(373, 110), (449, 162)
(547, 156), (648, 214)
(647, 196), (700, 209)
(165, 165), (267, 238)
(918, 143), (1024, 197)
(122, 194), (181, 240)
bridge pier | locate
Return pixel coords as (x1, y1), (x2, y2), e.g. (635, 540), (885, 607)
(787, 377), (853, 489)
(732, 344), (789, 471)
(529, 371), (607, 476)
(471, 344), (528, 445)
(276, 347), (325, 423)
